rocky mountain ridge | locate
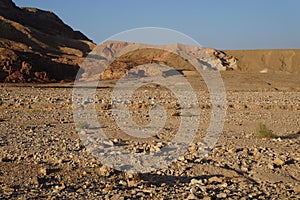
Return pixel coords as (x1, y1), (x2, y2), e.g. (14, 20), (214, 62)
(1, 0), (299, 83)
(0, 0), (95, 83)
(0, 0), (238, 83)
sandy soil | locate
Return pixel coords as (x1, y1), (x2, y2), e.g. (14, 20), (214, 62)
(224, 49), (300, 74)
(0, 72), (299, 199)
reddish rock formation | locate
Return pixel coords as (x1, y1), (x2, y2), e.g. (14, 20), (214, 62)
(0, 0), (95, 83)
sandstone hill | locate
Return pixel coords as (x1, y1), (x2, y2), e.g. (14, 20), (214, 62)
(0, 0), (95, 83)
(72, 40), (300, 82)
(225, 49), (300, 74)
(80, 41), (238, 81)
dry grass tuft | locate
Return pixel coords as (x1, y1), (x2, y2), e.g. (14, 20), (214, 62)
(255, 123), (278, 139)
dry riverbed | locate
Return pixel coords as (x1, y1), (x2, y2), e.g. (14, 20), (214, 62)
(0, 74), (299, 199)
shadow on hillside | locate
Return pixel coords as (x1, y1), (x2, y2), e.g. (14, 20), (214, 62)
(13, 50), (81, 82)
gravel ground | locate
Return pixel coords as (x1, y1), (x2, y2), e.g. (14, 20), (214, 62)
(0, 83), (299, 199)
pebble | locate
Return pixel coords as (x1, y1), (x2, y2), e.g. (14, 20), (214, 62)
(294, 186), (300, 193)
(190, 178), (201, 185)
(39, 167), (48, 176)
(76, 188), (85, 194)
(241, 166), (249, 172)
(217, 193), (227, 198)
(268, 163), (275, 170)
(273, 158), (285, 166)
(97, 165), (113, 177)
(208, 176), (223, 184)
(54, 183), (65, 191)
(102, 185), (113, 193)
(187, 193), (198, 200)
(220, 183), (228, 188)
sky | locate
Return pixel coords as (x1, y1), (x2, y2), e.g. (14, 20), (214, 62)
(14, 0), (300, 50)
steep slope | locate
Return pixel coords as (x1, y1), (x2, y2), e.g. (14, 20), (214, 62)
(0, 0), (95, 83)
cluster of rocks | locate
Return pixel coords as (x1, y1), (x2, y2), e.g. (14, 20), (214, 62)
(0, 85), (299, 199)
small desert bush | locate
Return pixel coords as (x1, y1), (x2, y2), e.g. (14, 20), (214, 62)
(255, 123), (278, 139)
(32, 109), (41, 113)
(76, 121), (90, 129)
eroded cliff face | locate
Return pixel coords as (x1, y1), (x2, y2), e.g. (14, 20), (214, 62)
(0, 0), (95, 83)
(79, 41), (238, 81)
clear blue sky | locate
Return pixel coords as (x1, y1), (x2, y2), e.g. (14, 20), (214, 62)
(14, 0), (300, 50)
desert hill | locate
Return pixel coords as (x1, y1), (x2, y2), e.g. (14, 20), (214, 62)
(0, 0), (299, 83)
(225, 49), (300, 74)
(81, 41), (300, 82)
(79, 41), (238, 81)
(0, 0), (95, 82)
